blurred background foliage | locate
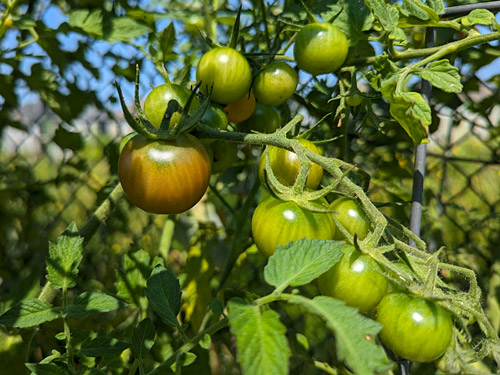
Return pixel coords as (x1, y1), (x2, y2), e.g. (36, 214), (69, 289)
(1, 0), (500, 373)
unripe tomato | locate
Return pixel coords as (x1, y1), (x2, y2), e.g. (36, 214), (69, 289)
(377, 293), (453, 362)
(202, 103), (229, 130)
(224, 92), (256, 123)
(318, 245), (388, 313)
(241, 102), (281, 133)
(346, 93), (363, 107)
(293, 22), (348, 75)
(196, 47), (252, 105)
(253, 62), (298, 106)
(144, 83), (199, 128)
(258, 138), (323, 190)
(252, 196), (335, 257)
(330, 197), (370, 241)
(118, 134), (211, 214)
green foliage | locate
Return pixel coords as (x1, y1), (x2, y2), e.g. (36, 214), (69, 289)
(0, 299), (61, 328)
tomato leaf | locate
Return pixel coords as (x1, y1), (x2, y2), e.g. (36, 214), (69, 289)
(145, 265), (182, 327)
(116, 249), (151, 308)
(158, 23), (178, 63)
(0, 299), (62, 327)
(419, 60), (463, 93)
(131, 318), (156, 360)
(79, 336), (130, 357)
(228, 298), (290, 375)
(364, 0), (398, 32)
(288, 295), (391, 375)
(400, 0), (439, 22)
(65, 292), (125, 319)
(264, 239), (344, 293)
(46, 222), (83, 290)
(25, 363), (70, 375)
(461, 9), (498, 27)
(426, 0), (444, 15)
(333, 0), (374, 46)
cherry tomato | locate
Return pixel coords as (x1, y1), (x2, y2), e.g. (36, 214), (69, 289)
(196, 47), (252, 105)
(318, 245), (388, 313)
(144, 83), (199, 128)
(224, 92), (256, 123)
(258, 138), (323, 190)
(377, 293), (453, 362)
(118, 134), (211, 214)
(207, 140), (238, 174)
(330, 197), (370, 241)
(293, 22), (348, 75)
(241, 102), (281, 133)
(346, 93), (363, 107)
(202, 103), (228, 130)
(253, 62), (298, 106)
(252, 196), (335, 258)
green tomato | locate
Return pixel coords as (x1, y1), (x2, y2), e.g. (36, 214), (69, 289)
(253, 62), (298, 106)
(330, 197), (370, 241)
(241, 102), (281, 133)
(196, 47), (252, 105)
(377, 293), (453, 362)
(202, 103), (228, 130)
(252, 196), (335, 258)
(258, 138), (323, 190)
(318, 245), (388, 313)
(293, 22), (348, 76)
(346, 93), (363, 107)
(118, 134), (211, 214)
(144, 83), (199, 128)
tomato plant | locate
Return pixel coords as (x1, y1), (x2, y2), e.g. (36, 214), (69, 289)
(293, 22), (348, 75)
(318, 245), (388, 313)
(377, 293), (453, 362)
(346, 93), (363, 107)
(330, 197), (370, 241)
(143, 83), (199, 128)
(252, 196), (335, 257)
(202, 103), (229, 130)
(241, 102), (281, 133)
(258, 138), (323, 190)
(224, 92), (256, 123)
(253, 62), (298, 106)
(196, 46), (252, 105)
(118, 134), (211, 214)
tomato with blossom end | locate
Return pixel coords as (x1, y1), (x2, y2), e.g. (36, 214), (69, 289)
(293, 22), (348, 76)
(258, 138), (323, 190)
(330, 197), (370, 241)
(144, 83), (199, 128)
(196, 47), (252, 105)
(252, 196), (335, 258)
(318, 245), (388, 313)
(253, 62), (298, 106)
(118, 134), (211, 214)
(377, 292), (453, 362)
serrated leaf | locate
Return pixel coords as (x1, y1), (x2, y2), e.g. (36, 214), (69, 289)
(364, 0), (398, 32)
(116, 250), (151, 307)
(264, 239), (344, 292)
(461, 9), (497, 27)
(46, 222), (83, 290)
(228, 298), (290, 375)
(158, 23), (177, 63)
(420, 60), (463, 93)
(400, 0), (438, 22)
(289, 295), (391, 374)
(171, 352), (197, 371)
(381, 83), (430, 144)
(0, 299), (62, 328)
(131, 318), (156, 359)
(200, 334), (211, 349)
(79, 336), (130, 357)
(332, 0), (374, 46)
(65, 292), (125, 318)
(25, 363), (70, 375)
(426, 0), (444, 15)
(145, 265), (181, 327)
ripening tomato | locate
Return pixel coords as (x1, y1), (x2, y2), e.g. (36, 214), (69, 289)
(377, 293), (453, 362)
(252, 196), (335, 257)
(241, 102), (281, 133)
(293, 22), (348, 75)
(330, 197), (370, 241)
(144, 83), (200, 128)
(318, 245), (388, 313)
(258, 138), (323, 190)
(118, 134), (211, 214)
(224, 92), (256, 123)
(196, 47), (252, 105)
(346, 93), (363, 107)
(253, 62), (298, 106)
